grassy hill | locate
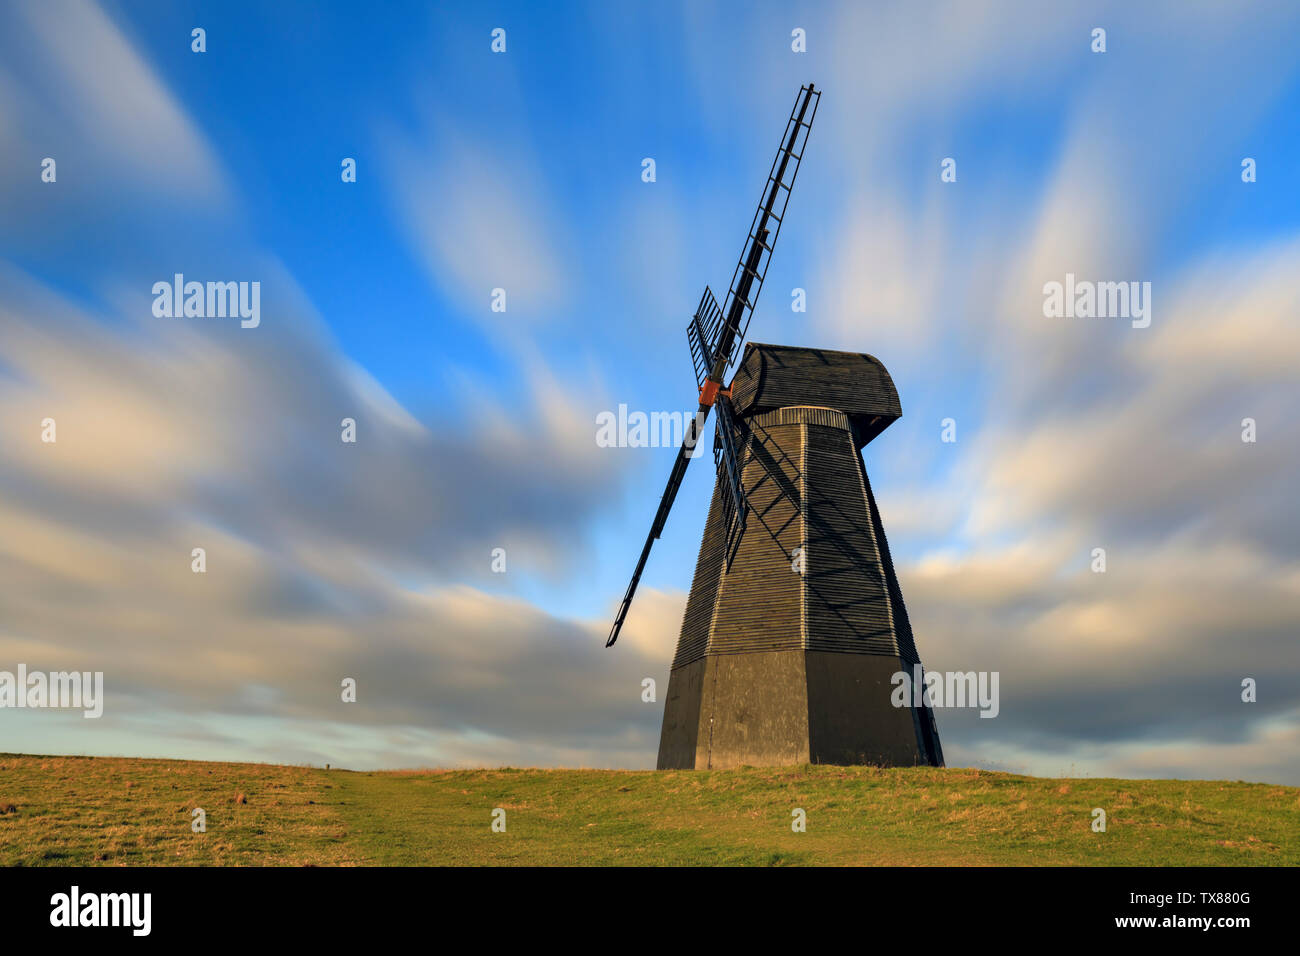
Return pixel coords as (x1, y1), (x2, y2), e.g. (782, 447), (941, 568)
(1, 754), (1295, 866)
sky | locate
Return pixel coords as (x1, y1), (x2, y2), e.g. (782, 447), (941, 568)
(1, 0), (1298, 783)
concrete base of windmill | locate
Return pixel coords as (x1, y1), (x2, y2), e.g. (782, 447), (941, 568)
(657, 650), (942, 770)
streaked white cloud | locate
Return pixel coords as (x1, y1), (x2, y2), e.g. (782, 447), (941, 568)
(379, 119), (570, 330)
(0, 0), (229, 204)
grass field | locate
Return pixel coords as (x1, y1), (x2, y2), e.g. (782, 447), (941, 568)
(1, 754), (1296, 866)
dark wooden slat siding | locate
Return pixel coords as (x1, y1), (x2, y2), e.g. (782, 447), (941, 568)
(703, 418), (805, 657)
(668, 403), (925, 668)
(802, 419), (905, 657)
(673, 481), (727, 669)
(859, 457), (921, 665)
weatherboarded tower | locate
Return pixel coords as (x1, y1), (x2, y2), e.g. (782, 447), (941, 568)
(656, 344), (944, 770)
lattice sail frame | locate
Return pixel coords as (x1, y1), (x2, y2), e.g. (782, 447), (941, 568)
(687, 286), (723, 389)
(712, 85), (820, 372)
(712, 395), (748, 568)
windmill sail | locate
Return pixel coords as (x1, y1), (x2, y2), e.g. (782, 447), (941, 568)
(687, 286), (723, 389)
(712, 395), (747, 568)
(605, 84), (819, 649)
(713, 84), (819, 371)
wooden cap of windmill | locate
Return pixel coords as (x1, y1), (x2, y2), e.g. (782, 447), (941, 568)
(729, 342), (902, 447)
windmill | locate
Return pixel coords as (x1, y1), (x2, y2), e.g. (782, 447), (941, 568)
(607, 84), (943, 770)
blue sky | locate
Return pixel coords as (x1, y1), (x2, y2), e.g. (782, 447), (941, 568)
(2, 0), (1299, 783)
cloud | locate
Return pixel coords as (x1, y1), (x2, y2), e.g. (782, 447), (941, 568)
(0, 258), (664, 768)
(0, 0), (229, 206)
(378, 118), (570, 330)
(0, 260), (624, 574)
